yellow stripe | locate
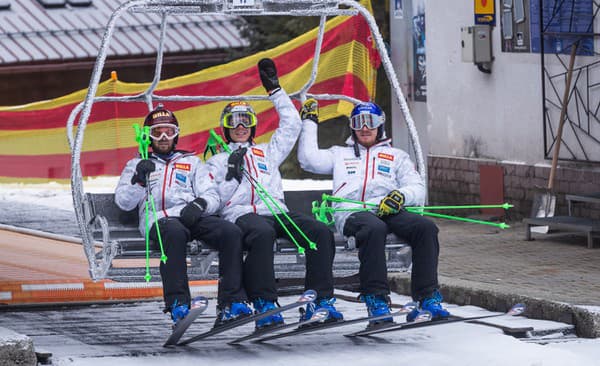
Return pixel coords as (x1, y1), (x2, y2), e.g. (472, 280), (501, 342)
(0, 41), (374, 156)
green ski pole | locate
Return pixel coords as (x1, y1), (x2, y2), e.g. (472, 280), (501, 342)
(133, 124), (168, 282)
(411, 210), (510, 229)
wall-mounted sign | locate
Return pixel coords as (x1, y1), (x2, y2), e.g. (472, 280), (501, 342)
(475, 0), (496, 26)
(394, 0), (403, 19)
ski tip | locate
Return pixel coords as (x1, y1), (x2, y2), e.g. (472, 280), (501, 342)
(508, 303), (526, 316)
(311, 308), (329, 321)
(301, 289), (318, 302)
(413, 310), (432, 323)
(191, 296), (209, 310)
(402, 301), (419, 312)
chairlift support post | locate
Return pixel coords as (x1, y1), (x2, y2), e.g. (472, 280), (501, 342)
(69, 0), (425, 280)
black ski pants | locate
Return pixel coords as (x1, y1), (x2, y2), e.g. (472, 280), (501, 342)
(150, 216), (246, 310)
(343, 210), (440, 301)
(235, 211), (336, 301)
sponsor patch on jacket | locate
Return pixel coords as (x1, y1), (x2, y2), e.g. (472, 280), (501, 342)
(377, 165), (391, 173)
(252, 148), (265, 157)
(378, 153), (394, 161)
(175, 172), (187, 184)
(257, 162), (268, 172)
(174, 163), (191, 171)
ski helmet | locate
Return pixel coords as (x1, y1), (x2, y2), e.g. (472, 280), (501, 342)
(349, 102), (386, 141)
(220, 101), (258, 143)
(144, 104), (180, 145)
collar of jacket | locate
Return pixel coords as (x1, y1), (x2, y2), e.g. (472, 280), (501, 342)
(345, 135), (392, 150)
(227, 141), (254, 151)
(148, 150), (194, 163)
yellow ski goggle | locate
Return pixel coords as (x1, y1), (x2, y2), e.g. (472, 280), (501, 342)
(222, 112), (257, 129)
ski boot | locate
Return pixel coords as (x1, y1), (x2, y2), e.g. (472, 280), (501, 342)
(361, 294), (393, 326)
(252, 298), (284, 329)
(170, 300), (190, 325)
(407, 289), (450, 322)
(214, 302), (252, 327)
(300, 297), (343, 325)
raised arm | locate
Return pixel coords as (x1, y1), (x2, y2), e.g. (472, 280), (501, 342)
(257, 58), (302, 166)
(297, 98), (335, 174)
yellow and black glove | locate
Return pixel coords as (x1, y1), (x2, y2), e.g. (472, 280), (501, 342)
(377, 190), (405, 217)
(301, 98), (319, 123)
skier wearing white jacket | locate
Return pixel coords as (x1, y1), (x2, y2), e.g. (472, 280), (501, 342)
(206, 58), (342, 329)
(297, 99), (450, 324)
(115, 105), (252, 327)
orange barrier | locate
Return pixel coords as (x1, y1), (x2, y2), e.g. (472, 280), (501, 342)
(0, 279), (217, 305)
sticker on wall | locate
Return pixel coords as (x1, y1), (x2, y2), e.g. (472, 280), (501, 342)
(394, 0), (403, 19)
(413, 0), (426, 102)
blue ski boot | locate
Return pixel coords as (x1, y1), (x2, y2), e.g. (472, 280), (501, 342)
(300, 297), (343, 323)
(170, 300), (190, 325)
(253, 298), (284, 329)
(214, 302), (252, 327)
(407, 290), (450, 322)
(361, 294), (393, 325)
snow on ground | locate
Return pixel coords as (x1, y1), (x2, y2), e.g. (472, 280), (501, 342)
(0, 177), (331, 212)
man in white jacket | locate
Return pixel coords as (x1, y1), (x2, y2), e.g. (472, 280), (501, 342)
(297, 99), (450, 325)
(115, 105), (251, 327)
(206, 58), (342, 329)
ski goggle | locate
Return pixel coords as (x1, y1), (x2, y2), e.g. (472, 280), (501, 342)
(222, 112), (257, 129)
(149, 123), (179, 140)
(349, 113), (385, 130)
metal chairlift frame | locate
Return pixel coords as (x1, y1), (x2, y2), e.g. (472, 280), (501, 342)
(68, 0), (426, 281)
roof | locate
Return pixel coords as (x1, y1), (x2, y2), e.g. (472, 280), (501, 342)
(0, 0), (247, 65)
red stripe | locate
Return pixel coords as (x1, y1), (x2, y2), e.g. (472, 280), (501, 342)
(0, 72), (369, 180)
(0, 16), (376, 130)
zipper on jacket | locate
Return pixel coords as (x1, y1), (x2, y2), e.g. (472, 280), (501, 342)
(371, 157), (375, 179)
(245, 154), (257, 213)
(333, 182), (347, 196)
(161, 160), (171, 217)
(360, 148), (370, 207)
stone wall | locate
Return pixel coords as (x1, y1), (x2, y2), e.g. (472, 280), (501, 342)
(428, 155), (600, 221)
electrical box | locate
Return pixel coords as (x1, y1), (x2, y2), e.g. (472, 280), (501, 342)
(461, 25), (492, 64)
(461, 27), (474, 62)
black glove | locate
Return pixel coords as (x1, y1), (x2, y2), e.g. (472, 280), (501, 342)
(258, 58), (280, 94)
(225, 147), (247, 183)
(131, 160), (155, 187)
(377, 190), (405, 217)
(179, 198), (208, 228)
(301, 98), (319, 123)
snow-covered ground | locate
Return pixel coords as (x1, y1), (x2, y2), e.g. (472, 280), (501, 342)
(1, 179), (600, 365)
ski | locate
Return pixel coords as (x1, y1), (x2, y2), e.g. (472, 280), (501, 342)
(178, 289), (317, 346)
(163, 296), (209, 347)
(255, 302), (420, 343)
(228, 308), (329, 344)
(347, 303), (526, 337)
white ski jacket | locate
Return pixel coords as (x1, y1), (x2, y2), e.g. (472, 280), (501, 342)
(115, 151), (220, 234)
(206, 89), (301, 223)
(298, 120), (426, 234)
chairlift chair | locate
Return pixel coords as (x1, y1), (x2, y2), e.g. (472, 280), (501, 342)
(68, 0), (425, 282)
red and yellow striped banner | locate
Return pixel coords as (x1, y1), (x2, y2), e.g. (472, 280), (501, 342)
(0, 2), (380, 182)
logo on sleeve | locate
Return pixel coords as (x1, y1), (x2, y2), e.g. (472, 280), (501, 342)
(252, 148), (265, 157)
(378, 153), (394, 161)
(174, 163), (191, 171)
